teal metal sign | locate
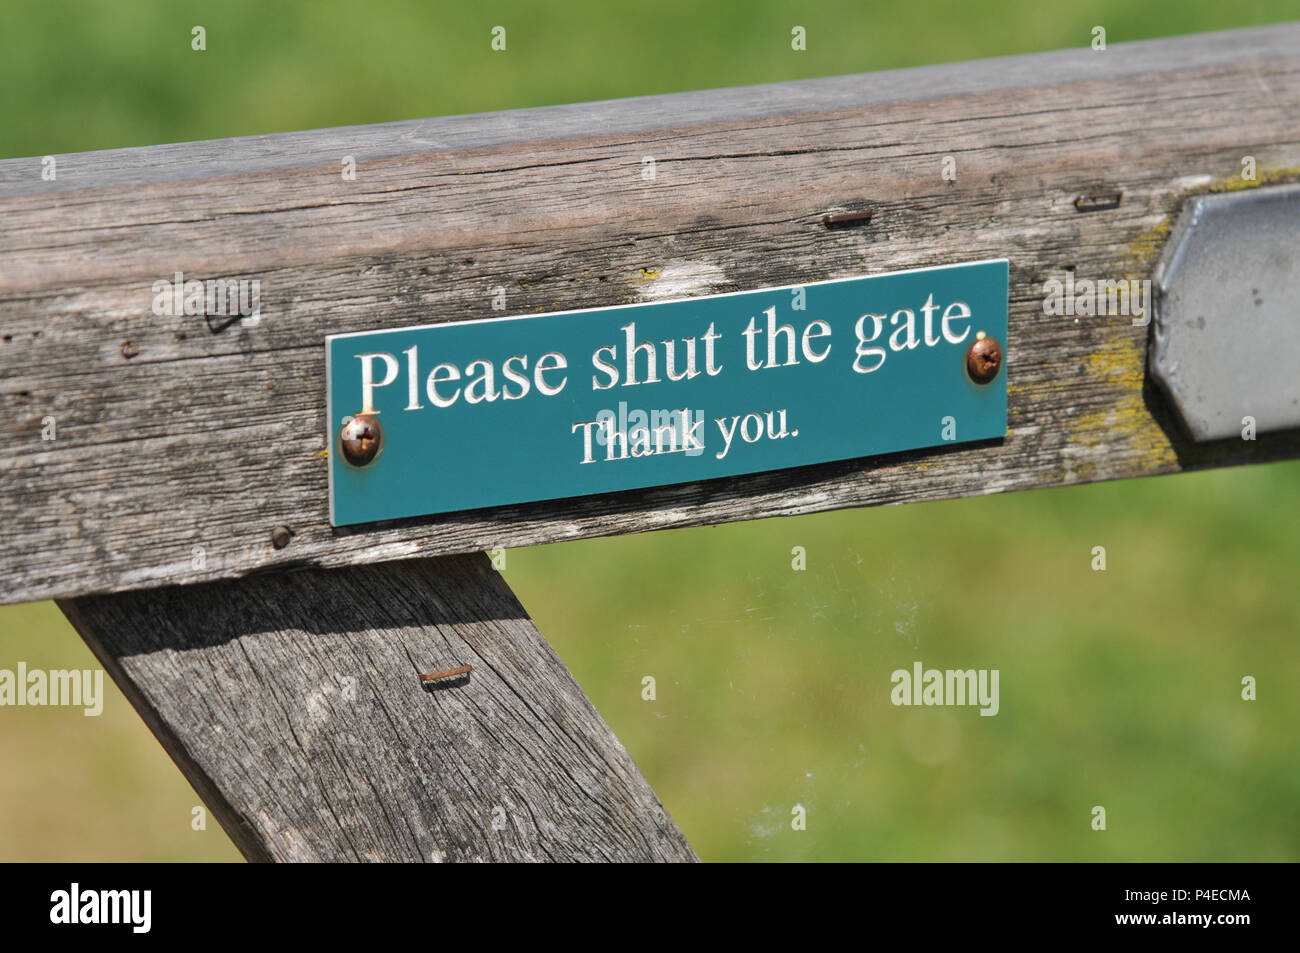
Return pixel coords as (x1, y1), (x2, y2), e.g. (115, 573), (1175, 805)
(327, 259), (1008, 526)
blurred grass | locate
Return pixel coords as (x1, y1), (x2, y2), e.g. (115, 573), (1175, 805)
(505, 465), (1300, 861)
(1, 0), (1295, 156)
(0, 603), (242, 861)
(1, 0), (1297, 861)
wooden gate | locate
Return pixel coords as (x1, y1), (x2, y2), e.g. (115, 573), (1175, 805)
(2, 23), (1298, 861)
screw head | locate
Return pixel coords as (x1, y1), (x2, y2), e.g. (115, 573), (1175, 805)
(965, 334), (1003, 385)
(270, 525), (293, 549)
(339, 413), (383, 467)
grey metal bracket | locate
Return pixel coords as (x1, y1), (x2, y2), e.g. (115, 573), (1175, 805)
(1150, 183), (1300, 442)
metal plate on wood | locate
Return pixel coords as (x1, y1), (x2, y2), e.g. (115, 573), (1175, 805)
(326, 260), (1009, 526)
(1150, 184), (1300, 441)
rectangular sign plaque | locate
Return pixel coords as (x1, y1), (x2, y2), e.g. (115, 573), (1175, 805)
(327, 259), (1008, 526)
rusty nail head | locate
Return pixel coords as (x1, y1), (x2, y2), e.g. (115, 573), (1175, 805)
(120, 341), (140, 359)
(419, 664), (473, 684)
(340, 413), (383, 467)
(822, 208), (874, 228)
(271, 525), (293, 549)
(965, 332), (1003, 384)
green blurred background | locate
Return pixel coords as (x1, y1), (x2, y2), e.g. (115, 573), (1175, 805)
(1, 1), (1296, 862)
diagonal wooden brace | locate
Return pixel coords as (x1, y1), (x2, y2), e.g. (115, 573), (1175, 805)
(59, 553), (696, 862)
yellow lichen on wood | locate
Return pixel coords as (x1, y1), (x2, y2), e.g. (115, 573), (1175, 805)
(1126, 165), (1300, 270)
(1064, 337), (1177, 483)
(1083, 337), (1143, 388)
(1125, 218), (1172, 271)
(1203, 164), (1300, 194)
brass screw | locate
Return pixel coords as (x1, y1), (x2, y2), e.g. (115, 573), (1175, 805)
(339, 413), (383, 467)
(965, 332), (1003, 385)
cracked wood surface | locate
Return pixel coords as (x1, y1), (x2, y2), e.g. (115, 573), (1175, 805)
(4, 24), (1300, 604)
(59, 552), (697, 862)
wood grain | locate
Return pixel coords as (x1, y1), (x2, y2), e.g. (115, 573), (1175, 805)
(4, 24), (1300, 604)
(59, 553), (697, 862)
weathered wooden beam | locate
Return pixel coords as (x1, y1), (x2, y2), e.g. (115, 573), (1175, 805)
(58, 553), (697, 862)
(4, 24), (1300, 604)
